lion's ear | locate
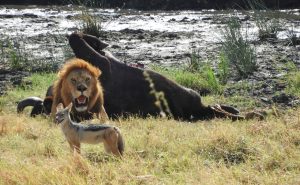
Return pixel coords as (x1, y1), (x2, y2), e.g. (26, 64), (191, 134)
(66, 102), (73, 111)
(96, 68), (102, 77)
(56, 103), (64, 111)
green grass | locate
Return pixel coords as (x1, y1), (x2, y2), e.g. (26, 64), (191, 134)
(0, 73), (56, 113)
(151, 65), (222, 94)
(286, 71), (300, 97)
(218, 51), (230, 85)
(0, 72), (299, 184)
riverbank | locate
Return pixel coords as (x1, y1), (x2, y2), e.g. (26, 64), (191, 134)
(0, 0), (300, 10)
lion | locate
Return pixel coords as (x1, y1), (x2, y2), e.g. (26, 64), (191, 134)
(50, 58), (108, 122)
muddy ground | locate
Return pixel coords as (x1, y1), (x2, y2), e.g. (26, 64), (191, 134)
(0, 5), (300, 109)
(1, 0), (299, 10)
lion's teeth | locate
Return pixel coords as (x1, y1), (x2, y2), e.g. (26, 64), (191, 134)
(77, 96), (86, 104)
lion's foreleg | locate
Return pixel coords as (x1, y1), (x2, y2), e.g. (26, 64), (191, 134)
(98, 105), (109, 123)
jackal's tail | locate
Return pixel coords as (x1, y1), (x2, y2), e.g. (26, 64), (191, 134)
(114, 127), (125, 155)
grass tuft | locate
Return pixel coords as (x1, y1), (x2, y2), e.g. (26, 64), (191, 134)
(221, 17), (257, 78)
(80, 10), (102, 37)
(217, 51), (230, 84)
(286, 71), (300, 97)
(246, 0), (281, 41)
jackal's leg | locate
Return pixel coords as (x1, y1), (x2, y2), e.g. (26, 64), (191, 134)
(104, 128), (121, 157)
(68, 140), (81, 154)
(103, 142), (111, 153)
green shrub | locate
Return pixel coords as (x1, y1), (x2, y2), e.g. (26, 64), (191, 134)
(221, 17), (257, 78)
(6, 40), (29, 70)
(186, 50), (202, 72)
(287, 28), (300, 47)
(69, 0), (103, 37)
(255, 13), (280, 41)
(246, 0), (281, 40)
(80, 11), (102, 37)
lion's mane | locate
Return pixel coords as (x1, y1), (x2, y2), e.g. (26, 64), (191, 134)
(51, 58), (105, 121)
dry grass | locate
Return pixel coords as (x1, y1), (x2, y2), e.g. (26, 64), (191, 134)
(0, 73), (299, 184)
(0, 109), (299, 184)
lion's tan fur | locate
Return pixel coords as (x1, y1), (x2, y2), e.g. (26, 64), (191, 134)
(51, 58), (108, 122)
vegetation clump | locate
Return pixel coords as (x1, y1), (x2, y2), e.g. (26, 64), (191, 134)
(0, 39), (29, 70)
(246, 0), (281, 41)
(221, 17), (257, 78)
(80, 10), (102, 38)
(71, 0), (103, 37)
(285, 62), (300, 97)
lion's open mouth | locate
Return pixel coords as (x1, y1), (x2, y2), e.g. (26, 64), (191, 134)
(74, 95), (88, 112)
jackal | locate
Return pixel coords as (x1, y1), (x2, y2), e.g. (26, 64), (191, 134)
(55, 103), (124, 157)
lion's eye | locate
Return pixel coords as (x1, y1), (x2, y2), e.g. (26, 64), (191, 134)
(86, 77), (91, 82)
(71, 78), (76, 84)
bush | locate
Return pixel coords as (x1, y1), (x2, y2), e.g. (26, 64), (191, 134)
(246, 0), (281, 40)
(0, 39), (29, 70)
(80, 11), (102, 37)
(221, 17), (257, 78)
(287, 28), (300, 47)
(70, 0), (103, 37)
(186, 50), (202, 72)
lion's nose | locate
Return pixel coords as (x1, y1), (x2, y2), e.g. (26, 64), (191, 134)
(77, 84), (87, 92)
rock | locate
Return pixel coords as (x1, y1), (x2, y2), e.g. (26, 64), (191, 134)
(162, 32), (179, 39)
(66, 15), (73, 19)
(272, 93), (294, 104)
(23, 13), (38, 18)
(0, 14), (13, 18)
(202, 17), (212, 21)
(120, 28), (144, 34)
(180, 17), (189, 22)
(137, 34), (145, 39)
(111, 45), (121, 49)
(261, 97), (271, 103)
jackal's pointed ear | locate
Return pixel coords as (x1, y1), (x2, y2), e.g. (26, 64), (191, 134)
(66, 102), (73, 111)
(56, 103), (64, 112)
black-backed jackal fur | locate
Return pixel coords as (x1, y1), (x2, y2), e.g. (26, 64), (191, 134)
(55, 103), (124, 157)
